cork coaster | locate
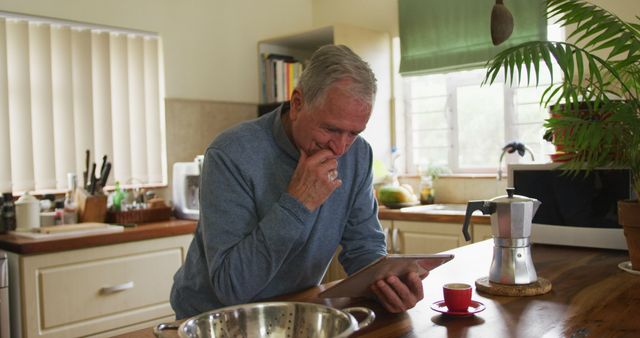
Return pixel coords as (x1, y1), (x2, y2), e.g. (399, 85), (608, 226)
(475, 276), (552, 296)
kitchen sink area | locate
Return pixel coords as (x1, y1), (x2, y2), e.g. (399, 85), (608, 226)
(400, 203), (469, 215)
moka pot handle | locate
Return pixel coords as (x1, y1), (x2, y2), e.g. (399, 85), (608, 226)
(462, 201), (496, 241)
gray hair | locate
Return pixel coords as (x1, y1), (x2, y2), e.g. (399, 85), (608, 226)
(296, 44), (377, 108)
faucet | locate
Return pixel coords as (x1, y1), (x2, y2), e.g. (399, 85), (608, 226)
(497, 141), (535, 180)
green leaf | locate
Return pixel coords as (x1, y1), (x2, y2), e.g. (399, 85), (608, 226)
(585, 26), (622, 51)
(508, 55), (516, 87)
(575, 49), (584, 86)
(565, 45), (575, 85)
(532, 46), (541, 87)
(515, 49), (523, 85)
(541, 46), (554, 82)
(523, 45), (533, 86)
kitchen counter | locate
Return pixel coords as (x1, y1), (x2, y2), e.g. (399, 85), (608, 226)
(378, 205), (491, 224)
(0, 219), (197, 254)
(117, 240), (638, 338)
(0, 206), (479, 255)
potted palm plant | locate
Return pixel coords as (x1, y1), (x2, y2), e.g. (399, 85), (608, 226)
(483, 0), (640, 269)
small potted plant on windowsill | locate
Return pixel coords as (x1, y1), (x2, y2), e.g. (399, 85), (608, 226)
(484, 0), (640, 270)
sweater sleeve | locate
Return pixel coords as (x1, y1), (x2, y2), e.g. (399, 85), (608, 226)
(338, 144), (387, 275)
(199, 147), (313, 306)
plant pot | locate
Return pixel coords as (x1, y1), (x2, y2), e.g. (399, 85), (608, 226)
(618, 200), (640, 269)
(548, 102), (617, 160)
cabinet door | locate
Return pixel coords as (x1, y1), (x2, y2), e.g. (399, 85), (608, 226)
(322, 248), (347, 283)
(16, 235), (192, 338)
(323, 219), (393, 283)
(393, 221), (466, 254)
(380, 219), (394, 253)
(473, 224), (493, 243)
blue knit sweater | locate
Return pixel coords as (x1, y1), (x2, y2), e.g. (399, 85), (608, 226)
(170, 105), (387, 319)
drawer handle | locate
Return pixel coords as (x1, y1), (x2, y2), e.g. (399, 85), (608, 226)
(392, 228), (399, 254)
(100, 281), (134, 295)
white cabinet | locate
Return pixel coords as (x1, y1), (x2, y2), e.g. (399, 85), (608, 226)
(322, 247), (347, 284)
(393, 220), (467, 254)
(384, 220), (488, 254)
(8, 235), (192, 338)
(473, 224), (493, 243)
(323, 219), (488, 282)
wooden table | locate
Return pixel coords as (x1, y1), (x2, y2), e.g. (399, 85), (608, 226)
(117, 240), (640, 338)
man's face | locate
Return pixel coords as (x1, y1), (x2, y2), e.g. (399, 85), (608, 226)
(289, 79), (372, 158)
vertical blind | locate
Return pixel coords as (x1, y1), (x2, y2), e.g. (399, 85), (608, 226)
(398, 0), (547, 75)
(0, 13), (165, 193)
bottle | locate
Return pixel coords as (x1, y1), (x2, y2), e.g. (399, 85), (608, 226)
(2, 193), (16, 231)
(112, 181), (126, 212)
(419, 175), (435, 205)
(54, 200), (64, 225)
(63, 191), (78, 225)
(63, 173), (78, 224)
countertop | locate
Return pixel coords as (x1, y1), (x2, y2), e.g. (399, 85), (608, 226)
(0, 219), (197, 254)
(0, 206), (482, 255)
(378, 205), (491, 224)
(118, 239), (638, 338)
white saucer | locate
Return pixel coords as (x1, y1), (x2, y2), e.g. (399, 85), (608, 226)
(618, 261), (640, 275)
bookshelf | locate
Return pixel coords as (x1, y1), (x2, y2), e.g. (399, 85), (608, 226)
(256, 24), (392, 166)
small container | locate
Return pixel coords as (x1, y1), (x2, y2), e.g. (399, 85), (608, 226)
(419, 176), (435, 205)
(15, 192), (41, 230)
(40, 211), (56, 227)
(63, 191), (78, 225)
(54, 200), (65, 225)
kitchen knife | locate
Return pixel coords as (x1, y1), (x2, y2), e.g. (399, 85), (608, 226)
(98, 162), (111, 191)
(89, 162), (97, 195)
(99, 155), (107, 180)
(83, 149), (90, 189)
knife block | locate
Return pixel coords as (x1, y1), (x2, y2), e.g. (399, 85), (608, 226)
(76, 188), (107, 222)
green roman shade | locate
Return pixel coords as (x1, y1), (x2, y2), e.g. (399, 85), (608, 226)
(399, 0), (547, 75)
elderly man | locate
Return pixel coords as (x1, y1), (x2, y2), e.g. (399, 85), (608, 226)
(170, 45), (426, 319)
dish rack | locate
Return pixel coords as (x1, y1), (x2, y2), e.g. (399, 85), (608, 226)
(106, 206), (172, 224)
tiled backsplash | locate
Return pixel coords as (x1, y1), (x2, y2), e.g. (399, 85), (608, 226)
(159, 98), (509, 207)
(399, 175), (509, 204)
(160, 98), (257, 201)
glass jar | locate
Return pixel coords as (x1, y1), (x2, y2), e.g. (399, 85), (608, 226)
(419, 176), (435, 205)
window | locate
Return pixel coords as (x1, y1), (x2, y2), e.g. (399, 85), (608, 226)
(399, 25), (563, 174)
(0, 12), (166, 194)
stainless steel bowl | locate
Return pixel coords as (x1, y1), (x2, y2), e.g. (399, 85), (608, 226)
(155, 301), (375, 338)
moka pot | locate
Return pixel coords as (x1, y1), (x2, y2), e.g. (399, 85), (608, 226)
(462, 188), (541, 284)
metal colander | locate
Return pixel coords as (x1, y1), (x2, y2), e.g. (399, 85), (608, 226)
(155, 302), (374, 338)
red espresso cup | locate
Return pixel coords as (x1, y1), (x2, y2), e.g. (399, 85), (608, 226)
(443, 283), (472, 312)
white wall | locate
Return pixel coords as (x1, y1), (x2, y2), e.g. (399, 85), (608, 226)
(0, 0), (313, 103)
(312, 0), (398, 37)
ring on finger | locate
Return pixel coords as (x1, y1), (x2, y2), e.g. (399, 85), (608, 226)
(328, 170), (338, 181)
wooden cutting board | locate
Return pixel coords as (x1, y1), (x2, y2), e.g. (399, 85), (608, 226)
(11, 223), (123, 239)
(35, 222), (112, 234)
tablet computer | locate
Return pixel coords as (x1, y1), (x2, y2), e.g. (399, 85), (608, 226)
(318, 254), (454, 298)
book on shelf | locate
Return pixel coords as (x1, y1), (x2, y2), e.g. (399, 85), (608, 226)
(260, 53), (304, 104)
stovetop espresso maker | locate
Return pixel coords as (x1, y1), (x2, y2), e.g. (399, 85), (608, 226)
(462, 188), (541, 284)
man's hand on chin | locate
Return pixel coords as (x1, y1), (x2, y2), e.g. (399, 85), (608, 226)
(288, 149), (342, 211)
